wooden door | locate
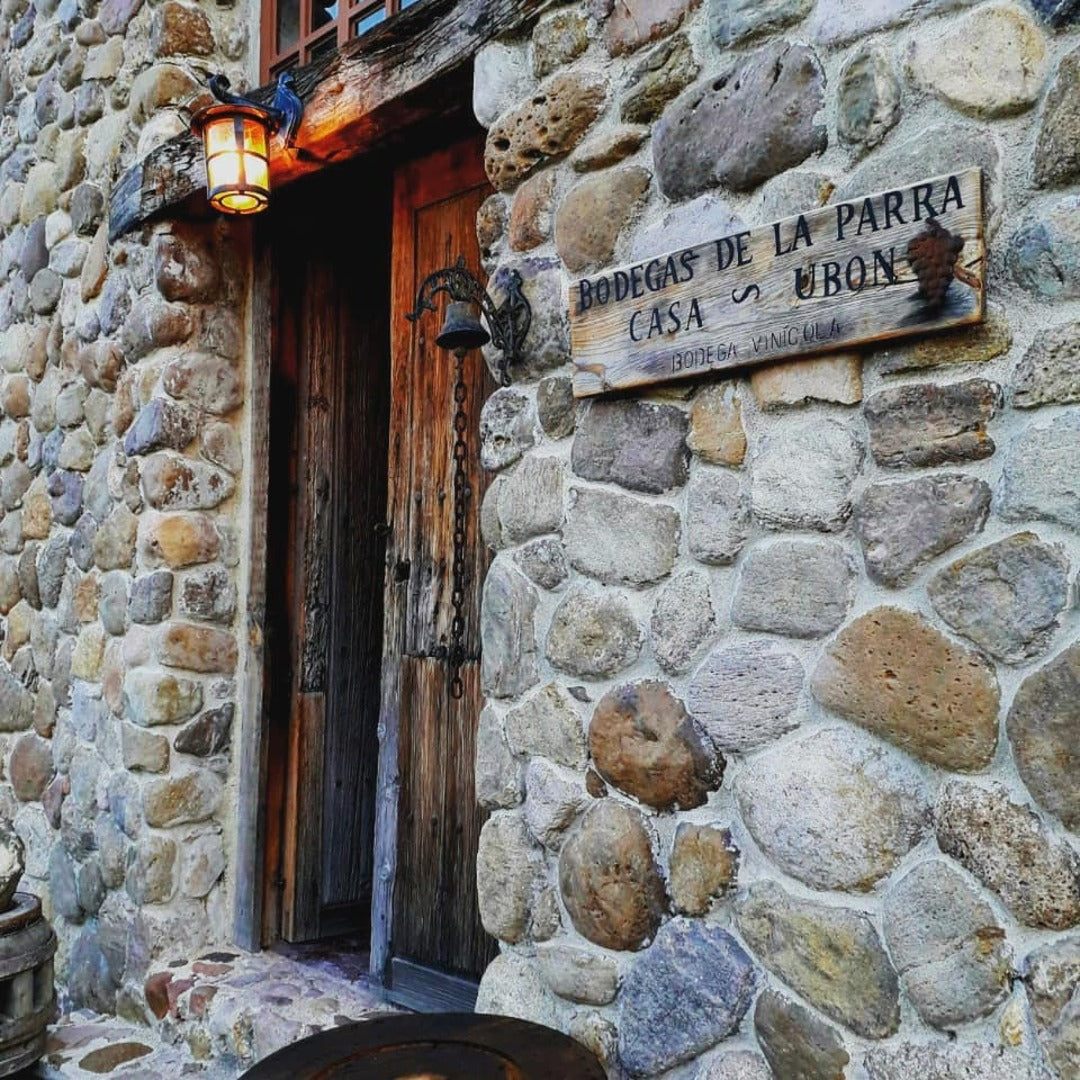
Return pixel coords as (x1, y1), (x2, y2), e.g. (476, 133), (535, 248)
(372, 135), (498, 1006)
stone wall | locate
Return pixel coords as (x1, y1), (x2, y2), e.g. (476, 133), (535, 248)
(0, 0), (256, 1017)
(471, 1), (1080, 1077)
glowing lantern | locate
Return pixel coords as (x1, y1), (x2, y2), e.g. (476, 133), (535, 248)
(191, 104), (273, 215)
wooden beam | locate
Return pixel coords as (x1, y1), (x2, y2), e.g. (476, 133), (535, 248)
(108, 0), (553, 240)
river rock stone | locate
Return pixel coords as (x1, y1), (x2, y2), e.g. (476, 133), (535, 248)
(128, 571), (173, 624)
(476, 953), (560, 1028)
(143, 770), (222, 828)
(698, 1052), (773, 1080)
(751, 417), (861, 531)
(709, 0), (812, 45)
(812, 607), (1000, 770)
(750, 352), (863, 409)
(865, 379), (1002, 468)
(837, 45), (900, 150)
(737, 726), (930, 892)
(546, 587), (643, 678)
(504, 684), (587, 768)
(856, 474), (991, 587)
(668, 822), (738, 915)
(737, 881), (900, 1039)
(122, 724), (169, 774)
(1024, 936), (1080, 1080)
(485, 70), (607, 192)
(536, 943), (618, 1005)
(937, 781), (1080, 930)
(479, 389), (534, 472)
(564, 487), (678, 586)
(555, 166), (651, 273)
(999, 411), (1080, 529)
(688, 640), (803, 752)
(808, 0), (982, 45)
(650, 570), (716, 675)
(536, 376), (575, 439)
(476, 811), (543, 944)
(654, 42), (826, 198)
(475, 707), (521, 810)
(532, 10), (587, 77)
(884, 859), (1011, 1028)
(1015, 321), (1080, 406)
(160, 623), (237, 673)
(473, 40), (533, 129)
(1035, 46), (1080, 188)
(864, 1041), (1049, 1080)
(509, 172), (554, 251)
(141, 453), (234, 511)
(905, 4), (1047, 118)
(484, 456), (564, 547)
(1009, 643), (1080, 832)
(620, 33), (699, 125)
(687, 468), (750, 564)
(1010, 196), (1080, 299)
(572, 399), (688, 494)
(154, 231), (220, 303)
(572, 125), (651, 173)
(603, 0), (695, 55)
(619, 919), (756, 1076)
(558, 800), (666, 951)
(162, 352), (241, 415)
(125, 669), (202, 726)
(929, 534), (1069, 663)
(173, 705), (233, 758)
(480, 558), (539, 699)
(151, 1), (213, 55)
(688, 383), (745, 465)
(10, 733), (54, 802)
(523, 757), (589, 849)
(733, 539), (852, 638)
(589, 681), (722, 810)
(755, 990), (849, 1080)
(0, 824), (24, 910)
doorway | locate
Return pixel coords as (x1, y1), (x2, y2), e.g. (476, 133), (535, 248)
(261, 128), (497, 1010)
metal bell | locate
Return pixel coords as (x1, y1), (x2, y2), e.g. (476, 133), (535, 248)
(436, 301), (490, 352)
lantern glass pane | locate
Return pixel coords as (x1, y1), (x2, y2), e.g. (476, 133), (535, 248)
(243, 153), (270, 192)
(241, 118), (268, 156)
(207, 150), (242, 190)
(205, 117), (239, 158)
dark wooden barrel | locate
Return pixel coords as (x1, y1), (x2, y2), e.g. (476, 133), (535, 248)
(242, 1013), (608, 1080)
(0, 893), (56, 1077)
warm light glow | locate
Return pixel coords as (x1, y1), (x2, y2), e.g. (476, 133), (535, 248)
(192, 105), (273, 215)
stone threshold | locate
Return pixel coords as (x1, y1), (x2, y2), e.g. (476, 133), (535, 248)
(37, 943), (400, 1077)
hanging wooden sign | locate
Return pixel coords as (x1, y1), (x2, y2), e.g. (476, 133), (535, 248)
(569, 168), (985, 398)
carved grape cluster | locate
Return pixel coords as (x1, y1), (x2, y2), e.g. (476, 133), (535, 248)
(907, 218), (965, 310)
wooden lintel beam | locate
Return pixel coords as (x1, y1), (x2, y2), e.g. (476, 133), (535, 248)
(109, 0), (552, 240)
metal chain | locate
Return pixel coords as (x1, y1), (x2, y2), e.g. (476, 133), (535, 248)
(448, 348), (470, 700)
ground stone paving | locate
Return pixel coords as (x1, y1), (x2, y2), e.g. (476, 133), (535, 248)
(36, 946), (398, 1077)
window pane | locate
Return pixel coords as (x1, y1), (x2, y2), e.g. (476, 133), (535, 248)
(276, 0), (300, 52)
(307, 31), (338, 61)
(401, 0), (420, 8)
(350, 3), (385, 36)
(311, 0), (338, 32)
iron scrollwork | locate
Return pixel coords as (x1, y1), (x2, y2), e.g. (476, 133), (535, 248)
(406, 256), (531, 386)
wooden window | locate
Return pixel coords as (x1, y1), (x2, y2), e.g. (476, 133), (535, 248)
(261, 0), (422, 81)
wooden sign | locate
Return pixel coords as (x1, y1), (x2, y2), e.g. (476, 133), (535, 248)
(569, 168), (985, 398)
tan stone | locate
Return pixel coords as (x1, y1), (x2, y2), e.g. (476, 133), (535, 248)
(2, 377), (30, 419)
(604, 0), (698, 56)
(139, 512), (220, 569)
(21, 489), (51, 540)
(129, 64), (201, 125)
(485, 70), (608, 192)
(871, 302), (1011, 375)
(143, 770), (222, 828)
(476, 811), (543, 944)
(71, 624), (106, 680)
(589, 680), (722, 811)
(751, 352), (862, 409)
(159, 623), (237, 674)
(151, 1), (214, 56)
(669, 823), (739, 915)
(509, 171), (555, 251)
(812, 607), (1000, 771)
(555, 166), (651, 273)
(572, 125), (650, 172)
(73, 574), (100, 623)
(80, 222), (109, 303)
(688, 383), (745, 464)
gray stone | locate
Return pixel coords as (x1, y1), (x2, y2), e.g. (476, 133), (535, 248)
(572, 399), (689, 494)
(564, 487), (678, 587)
(751, 417), (862, 531)
(1016, 321), (1080, 407)
(475, 706), (521, 810)
(1010, 196), (1080, 299)
(709, 0), (812, 45)
(480, 558), (539, 699)
(857, 474), (991, 587)
(737, 881), (899, 1039)
(620, 33), (699, 126)
(559, 800), (666, 951)
(929, 533), (1070, 663)
(485, 258), (570, 382)
(70, 515), (98, 572)
(536, 377), (575, 439)
(121, 723), (169, 773)
(129, 571), (173, 624)
(884, 859), (1011, 1029)
(29, 269), (62, 315)
(513, 538), (568, 590)
(738, 726), (930, 892)
(1035, 46), (1080, 188)
(688, 641), (803, 753)
(179, 830), (226, 898)
(555, 166), (652, 273)
(49, 844), (81, 920)
(808, 0), (981, 45)
(536, 943), (618, 1005)
(479, 389), (535, 471)
(1031, 0), (1080, 25)
(473, 40), (534, 129)
(92, 505), (137, 571)
(838, 46), (901, 150)
(488, 456), (563, 546)
(1009, 643), (1080, 832)
(864, 1042), (1050, 1080)
(1024, 937), (1080, 1080)
(504, 684), (587, 768)
(173, 704), (233, 757)
(812, 607), (1000, 771)
(546, 587), (643, 678)
(162, 352), (241, 415)
(124, 399), (199, 456)
(523, 757), (589, 848)
(697, 1053), (773, 1080)
(141, 453), (234, 511)
(733, 540), (852, 638)
(10, 733), (54, 802)
(475, 811), (542, 944)
(125, 669), (203, 727)
(631, 194), (743, 263)
(126, 834), (176, 905)
(999, 411), (1080, 529)
(47, 470), (84, 527)
(475, 953), (559, 1029)
(178, 564), (236, 624)
(20, 218), (47, 281)
(686, 468), (750, 565)
(937, 781), (1080, 930)
(865, 379), (1003, 468)
(755, 991), (850, 1080)
(654, 42), (826, 199)
(99, 571), (129, 635)
(38, 535), (70, 607)
(619, 919), (756, 1077)
(650, 570), (716, 675)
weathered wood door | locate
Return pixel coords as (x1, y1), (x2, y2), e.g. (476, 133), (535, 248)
(372, 135), (498, 1006)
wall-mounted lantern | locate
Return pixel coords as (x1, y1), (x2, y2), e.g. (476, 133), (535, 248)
(191, 73), (304, 215)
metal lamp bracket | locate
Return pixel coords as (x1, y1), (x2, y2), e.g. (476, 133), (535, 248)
(406, 256), (531, 386)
